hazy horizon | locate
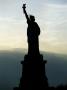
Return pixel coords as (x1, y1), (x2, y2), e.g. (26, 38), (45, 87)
(0, 50), (67, 90)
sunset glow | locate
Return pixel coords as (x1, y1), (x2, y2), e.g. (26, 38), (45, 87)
(0, 0), (67, 54)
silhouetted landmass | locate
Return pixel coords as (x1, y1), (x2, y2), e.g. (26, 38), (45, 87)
(0, 49), (67, 90)
(49, 85), (67, 89)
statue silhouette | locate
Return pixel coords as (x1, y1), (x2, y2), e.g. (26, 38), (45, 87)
(22, 4), (40, 55)
(13, 4), (48, 90)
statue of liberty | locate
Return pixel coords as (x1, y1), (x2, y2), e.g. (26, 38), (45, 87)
(13, 4), (48, 90)
(22, 4), (40, 55)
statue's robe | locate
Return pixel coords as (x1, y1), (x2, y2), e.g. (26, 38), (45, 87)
(27, 20), (40, 55)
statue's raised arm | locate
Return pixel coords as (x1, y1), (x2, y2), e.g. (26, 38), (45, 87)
(22, 4), (29, 21)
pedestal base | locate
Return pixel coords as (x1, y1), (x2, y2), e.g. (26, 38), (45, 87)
(13, 54), (48, 90)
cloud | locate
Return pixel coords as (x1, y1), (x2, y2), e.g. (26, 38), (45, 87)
(0, 0), (22, 17)
(48, 0), (67, 5)
(0, 0), (67, 54)
(37, 3), (67, 54)
(0, 17), (27, 50)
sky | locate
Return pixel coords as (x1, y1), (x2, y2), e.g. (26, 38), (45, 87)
(0, 0), (67, 54)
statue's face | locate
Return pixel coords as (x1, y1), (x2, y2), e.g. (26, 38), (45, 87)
(30, 15), (35, 22)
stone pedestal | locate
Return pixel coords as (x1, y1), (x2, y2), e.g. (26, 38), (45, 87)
(14, 54), (48, 90)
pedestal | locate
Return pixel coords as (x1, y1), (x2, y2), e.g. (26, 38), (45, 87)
(14, 54), (48, 90)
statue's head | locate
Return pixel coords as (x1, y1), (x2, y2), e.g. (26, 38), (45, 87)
(29, 15), (35, 22)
